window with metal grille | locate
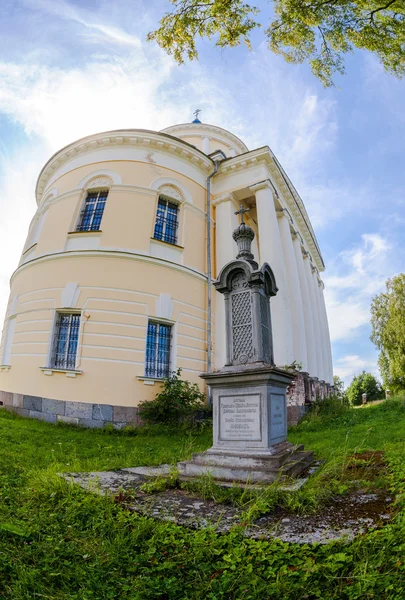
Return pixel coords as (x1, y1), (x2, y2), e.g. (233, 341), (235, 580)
(153, 197), (179, 245)
(145, 321), (172, 378)
(76, 190), (108, 232)
(51, 313), (81, 370)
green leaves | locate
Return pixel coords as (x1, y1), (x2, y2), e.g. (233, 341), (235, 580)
(371, 274), (405, 393)
(346, 371), (382, 406)
(149, 0), (405, 86)
(147, 0), (260, 63)
(138, 368), (209, 426)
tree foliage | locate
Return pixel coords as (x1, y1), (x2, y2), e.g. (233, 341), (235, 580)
(346, 371), (382, 406)
(371, 274), (405, 394)
(333, 374), (348, 404)
(148, 0), (405, 86)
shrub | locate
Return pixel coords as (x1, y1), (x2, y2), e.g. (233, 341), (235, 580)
(346, 371), (383, 406)
(299, 394), (350, 427)
(138, 369), (207, 426)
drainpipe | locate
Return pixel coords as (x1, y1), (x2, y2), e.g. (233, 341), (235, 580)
(206, 161), (219, 376)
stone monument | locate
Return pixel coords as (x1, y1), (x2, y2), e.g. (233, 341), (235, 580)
(178, 207), (314, 483)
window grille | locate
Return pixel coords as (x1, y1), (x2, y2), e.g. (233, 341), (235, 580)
(145, 321), (172, 378)
(76, 190), (108, 232)
(153, 197), (179, 245)
(51, 313), (81, 370)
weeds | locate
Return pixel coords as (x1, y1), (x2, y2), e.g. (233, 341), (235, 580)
(1, 399), (405, 598)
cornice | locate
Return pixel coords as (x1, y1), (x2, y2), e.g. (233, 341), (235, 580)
(249, 180), (272, 194)
(217, 148), (325, 271)
(161, 123), (249, 154)
(11, 248), (209, 285)
(36, 129), (214, 205)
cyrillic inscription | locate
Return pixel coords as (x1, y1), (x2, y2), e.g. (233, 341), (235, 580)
(270, 393), (285, 440)
(219, 394), (261, 441)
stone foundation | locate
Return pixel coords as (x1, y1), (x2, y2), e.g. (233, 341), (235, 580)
(0, 374), (334, 429)
(0, 390), (139, 428)
(286, 372), (334, 426)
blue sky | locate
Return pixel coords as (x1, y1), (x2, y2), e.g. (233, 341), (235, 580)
(0, 0), (404, 385)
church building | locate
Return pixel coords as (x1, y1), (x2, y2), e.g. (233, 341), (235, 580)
(0, 117), (333, 427)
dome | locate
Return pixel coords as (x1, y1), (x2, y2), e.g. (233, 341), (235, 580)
(161, 122), (248, 158)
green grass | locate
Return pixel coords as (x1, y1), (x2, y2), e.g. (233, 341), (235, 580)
(1, 400), (405, 599)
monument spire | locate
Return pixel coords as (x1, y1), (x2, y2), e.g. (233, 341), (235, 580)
(233, 205), (256, 265)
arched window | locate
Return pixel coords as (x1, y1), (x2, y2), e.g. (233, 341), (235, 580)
(153, 195), (179, 245)
(75, 176), (113, 232)
(76, 189), (109, 232)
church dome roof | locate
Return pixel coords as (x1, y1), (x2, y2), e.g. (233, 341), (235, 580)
(161, 122), (248, 157)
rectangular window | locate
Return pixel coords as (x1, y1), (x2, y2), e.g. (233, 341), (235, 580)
(153, 197), (179, 245)
(145, 321), (172, 378)
(51, 313), (81, 370)
(76, 190), (108, 232)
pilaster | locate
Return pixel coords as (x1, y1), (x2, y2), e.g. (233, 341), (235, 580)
(250, 181), (294, 367)
(292, 233), (317, 377)
(213, 193), (239, 368)
(278, 211), (308, 372)
(303, 256), (324, 381)
(317, 279), (334, 384)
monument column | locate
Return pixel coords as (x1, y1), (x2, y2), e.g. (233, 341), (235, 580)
(178, 210), (314, 484)
(303, 256), (324, 381)
(278, 210), (308, 372)
(213, 194), (239, 369)
(292, 233), (317, 377)
(250, 181), (294, 367)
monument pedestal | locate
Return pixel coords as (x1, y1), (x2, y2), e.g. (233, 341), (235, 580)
(178, 366), (314, 484)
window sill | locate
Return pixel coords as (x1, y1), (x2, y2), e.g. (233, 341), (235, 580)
(67, 230), (102, 235)
(40, 367), (83, 378)
(151, 237), (184, 250)
(137, 376), (166, 386)
(0, 365), (11, 372)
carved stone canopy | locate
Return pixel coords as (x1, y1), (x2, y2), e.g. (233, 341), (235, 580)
(214, 259), (278, 297)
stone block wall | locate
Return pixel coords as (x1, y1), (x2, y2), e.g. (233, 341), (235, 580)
(0, 374), (333, 429)
(0, 390), (140, 428)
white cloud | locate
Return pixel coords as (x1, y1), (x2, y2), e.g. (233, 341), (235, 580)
(334, 354), (379, 386)
(324, 233), (393, 344)
(22, 0), (142, 48)
(343, 233), (390, 276)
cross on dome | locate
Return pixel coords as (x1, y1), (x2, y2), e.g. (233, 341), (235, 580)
(235, 205), (250, 224)
(192, 108), (202, 123)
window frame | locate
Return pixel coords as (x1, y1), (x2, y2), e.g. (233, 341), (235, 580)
(50, 312), (81, 371)
(75, 188), (109, 232)
(144, 320), (172, 379)
(153, 195), (180, 246)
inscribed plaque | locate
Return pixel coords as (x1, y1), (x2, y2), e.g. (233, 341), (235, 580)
(219, 394), (261, 441)
(270, 392), (285, 441)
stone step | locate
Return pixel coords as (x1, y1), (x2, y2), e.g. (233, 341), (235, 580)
(277, 451), (315, 478)
(178, 450), (314, 484)
(189, 444), (305, 470)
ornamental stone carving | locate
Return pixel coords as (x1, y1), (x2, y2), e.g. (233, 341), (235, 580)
(158, 184), (184, 202)
(86, 176), (113, 189)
